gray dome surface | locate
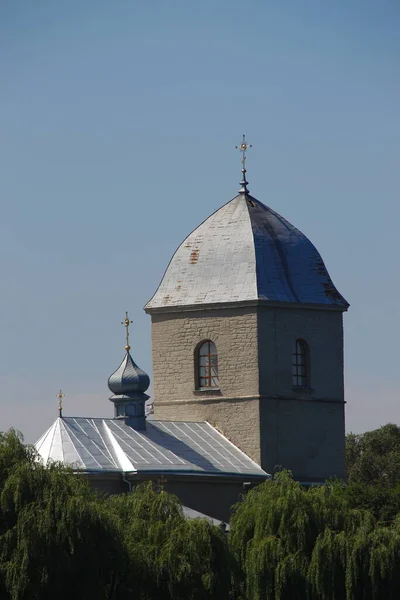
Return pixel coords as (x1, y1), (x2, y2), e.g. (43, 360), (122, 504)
(145, 194), (348, 310)
(108, 352), (150, 396)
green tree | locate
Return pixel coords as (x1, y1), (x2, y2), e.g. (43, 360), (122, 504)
(0, 430), (232, 600)
(0, 430), (129, 600)
(8, 424), (400, 600)
(229, 471), (400, 600)
(333, 479), (400, 524)
(346, 423), (400, 486)
(108, 483), (232, 600)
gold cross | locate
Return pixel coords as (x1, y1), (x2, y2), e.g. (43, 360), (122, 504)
(121, 311), (133, 351)
(57, 389), (65, 418)
(235, 134), (252, 170)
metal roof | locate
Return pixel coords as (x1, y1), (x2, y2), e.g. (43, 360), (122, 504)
(182, 506), (230, 529)
(35, 417), (267, 478)
(145, 194), (348, 310)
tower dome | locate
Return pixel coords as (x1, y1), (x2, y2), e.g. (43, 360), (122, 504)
(108, 312), (150, 430)
(108, 352), (150, 396)
(145, 192), (348, 311)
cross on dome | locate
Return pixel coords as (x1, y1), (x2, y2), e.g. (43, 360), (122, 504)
(236, 134), (252, 169)
(235, 134), (252, 194)
(108, 313), (150, 399)
(121, 311), (133, 351)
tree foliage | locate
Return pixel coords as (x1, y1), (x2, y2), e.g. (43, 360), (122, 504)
(0, 431), (127, 599)
(3, 427), (400, 599)
(346, 423), (400, 487)
(333, 479), (400, 524)
(108, 484), (232, 600)
(229, 471), (400, 600)
(343, 424), (400, 523)
(0, 430), (232, 600)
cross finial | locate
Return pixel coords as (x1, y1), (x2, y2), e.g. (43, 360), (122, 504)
(236, 134), (252, 169)
(57, 389), (65, 418)
(121, 311), (133, 351)
(235, 134), (252, 194)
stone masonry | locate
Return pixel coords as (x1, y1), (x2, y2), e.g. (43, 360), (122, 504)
(148, 302), (346, 480)
(150, 306), (261, 463)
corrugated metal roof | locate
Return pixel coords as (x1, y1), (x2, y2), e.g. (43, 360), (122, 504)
(182, 506), (230, 529)
(145, 194), (348, 310)
(35, 417), (268, 478)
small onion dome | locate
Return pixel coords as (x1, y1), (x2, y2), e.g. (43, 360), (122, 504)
(108, 351), (150, 396)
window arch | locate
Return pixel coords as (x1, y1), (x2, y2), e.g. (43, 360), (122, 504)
(292, 339), (309, 387)
(197, 340), (219, 389)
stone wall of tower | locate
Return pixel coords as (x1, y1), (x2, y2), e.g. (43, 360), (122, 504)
(257, 307), (346, 479)
(259, 398), (345, 480)
(257, 307), (344, 400)
(150, 306), (261, 463)
(149, 304), (346, 480)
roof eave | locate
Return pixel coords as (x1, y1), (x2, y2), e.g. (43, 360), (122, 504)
(123, 469), (269, 479)
(144, 298), (349, 315)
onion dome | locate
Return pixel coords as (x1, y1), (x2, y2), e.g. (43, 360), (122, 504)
(108, 312), (150, 430)
(108, 351), (150, 397)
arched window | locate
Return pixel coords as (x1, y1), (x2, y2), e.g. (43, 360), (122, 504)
(197, 341), (219, 389)
(292, 339), (309, 387)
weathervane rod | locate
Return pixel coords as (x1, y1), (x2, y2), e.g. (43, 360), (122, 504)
(57, 389), (65, 418)
(235, 134), (252, 194)
(121, 311), (133, 351)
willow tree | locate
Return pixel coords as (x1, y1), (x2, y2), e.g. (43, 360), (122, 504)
(0, 430), (128, 600)
(0, 430), (33, 493)
(108, 483), (233, 600)
(229, 471), (400, 600)
(0, 430), (232, 600)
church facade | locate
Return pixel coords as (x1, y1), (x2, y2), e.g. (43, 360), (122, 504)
(35, 146), (348, 520)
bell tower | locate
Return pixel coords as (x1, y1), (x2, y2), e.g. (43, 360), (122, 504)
(145, 139), (348, 481)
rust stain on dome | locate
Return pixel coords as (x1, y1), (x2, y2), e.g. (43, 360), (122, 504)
(190, 248), (199, 264)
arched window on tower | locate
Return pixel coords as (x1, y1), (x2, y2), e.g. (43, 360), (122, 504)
(197, 341), (219, 389)
(292, 339), (309, 388)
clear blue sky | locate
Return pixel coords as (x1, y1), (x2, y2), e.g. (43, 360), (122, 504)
(1, 0), (399, 442)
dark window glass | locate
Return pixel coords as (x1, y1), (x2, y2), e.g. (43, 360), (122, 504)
(197, 341), (219, 389)
(292, 340), (309, 387)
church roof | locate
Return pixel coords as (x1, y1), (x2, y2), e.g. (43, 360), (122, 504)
(35, 417), (267, 478)
(182, 505), (230, 529)
(145, 193), (348, 310)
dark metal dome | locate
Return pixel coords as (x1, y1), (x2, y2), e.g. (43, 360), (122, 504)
(108, 351), (150, 396)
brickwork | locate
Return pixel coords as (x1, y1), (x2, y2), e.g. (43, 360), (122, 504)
(151, 307), (261, 462)
(257, 307), (344, 400)
(257, 306), (345, 479)
(149, 303), (346, 481)
(260, 398), (345, 480)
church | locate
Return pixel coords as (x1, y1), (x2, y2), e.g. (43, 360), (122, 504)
(35, 138), (349, 521)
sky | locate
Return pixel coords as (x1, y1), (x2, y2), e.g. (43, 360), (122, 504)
(0, 0), (399, 443)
